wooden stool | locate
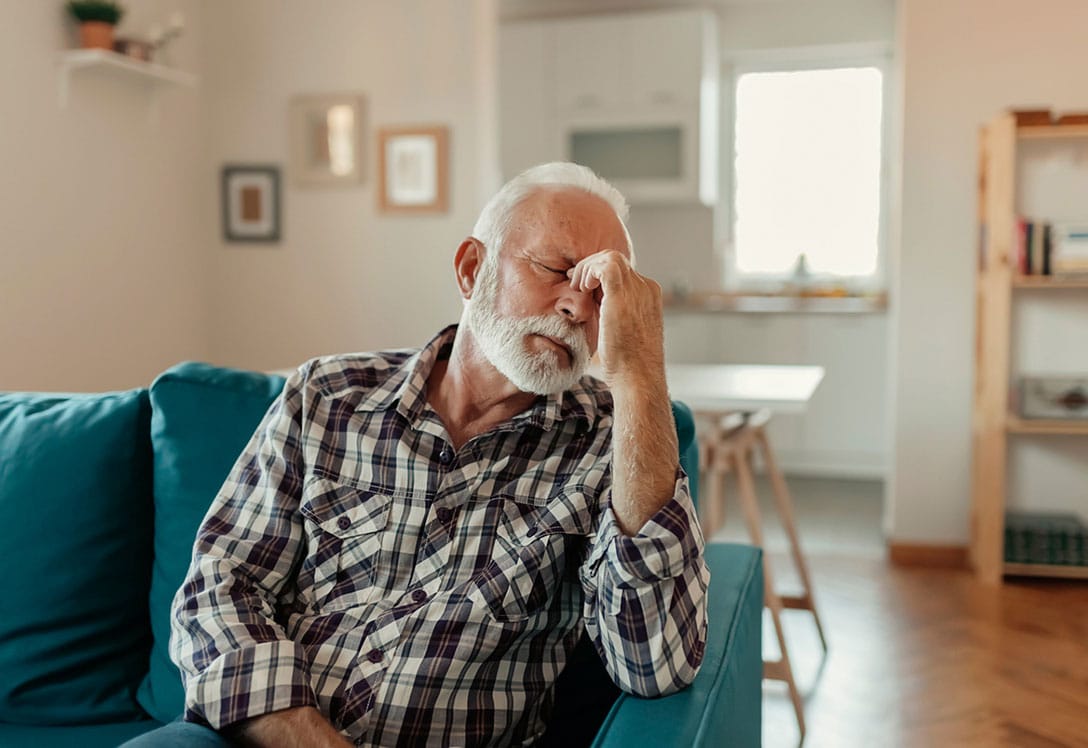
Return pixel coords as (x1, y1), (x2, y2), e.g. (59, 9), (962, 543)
(696, 409), (829, 741)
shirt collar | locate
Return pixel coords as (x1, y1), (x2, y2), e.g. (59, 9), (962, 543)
(353, 324), (599, 433)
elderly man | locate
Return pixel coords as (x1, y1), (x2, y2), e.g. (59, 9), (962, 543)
(130, 163), (708, 747)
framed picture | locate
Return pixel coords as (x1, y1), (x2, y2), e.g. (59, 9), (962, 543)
(377, 125), (449, 214)
(221, 165), (281, 243)
(289, 94), (366, 186)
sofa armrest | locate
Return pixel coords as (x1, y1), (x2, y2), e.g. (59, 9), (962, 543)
(591, 543), (763, 748)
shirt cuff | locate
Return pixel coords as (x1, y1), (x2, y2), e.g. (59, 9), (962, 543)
(590, 471), (704, 587)
(184, 639), (318, 730)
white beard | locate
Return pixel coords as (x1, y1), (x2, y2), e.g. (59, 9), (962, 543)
(463, 260), (592, 396)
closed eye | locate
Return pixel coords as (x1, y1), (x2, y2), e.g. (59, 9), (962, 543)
(534, 260), (568, 277)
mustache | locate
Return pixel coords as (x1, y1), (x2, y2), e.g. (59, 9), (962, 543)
(522, 314), (591, 361)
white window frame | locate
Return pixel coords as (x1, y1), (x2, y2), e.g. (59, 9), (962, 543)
(716, 43), (894, 294)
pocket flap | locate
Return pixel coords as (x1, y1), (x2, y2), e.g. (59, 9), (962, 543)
(301, 477), (391, 538)
(501, 489), (596, 539)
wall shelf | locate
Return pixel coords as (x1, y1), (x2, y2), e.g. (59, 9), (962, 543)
(58, 48), (197, 108)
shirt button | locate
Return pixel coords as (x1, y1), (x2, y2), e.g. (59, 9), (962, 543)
(366, 648), (383, 663)
(436, 507), (452, 523)
(526, 525), (538, 537)
(438, 447), (454, 465)
(354, 738), (365, 746)
(337, 516), (351, 530)
(411, 588), (427, 603)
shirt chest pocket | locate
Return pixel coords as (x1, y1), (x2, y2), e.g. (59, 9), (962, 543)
(299, 478), (391, 614)
(474, 491), (596, 624)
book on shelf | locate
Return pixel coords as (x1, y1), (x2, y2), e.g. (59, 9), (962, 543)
(1014, 218), (1088, 277)
(1004, 510), (1087, 566)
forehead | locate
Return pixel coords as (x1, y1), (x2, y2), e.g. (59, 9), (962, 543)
(505, 187), (630, 263)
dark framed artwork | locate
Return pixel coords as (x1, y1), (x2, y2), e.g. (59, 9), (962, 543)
(221, 165), (281, 242)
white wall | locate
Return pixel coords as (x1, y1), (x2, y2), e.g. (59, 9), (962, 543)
(889, 0), (1088, 543)
(0, 0), (210, 392)
(202, 0), (499, 372)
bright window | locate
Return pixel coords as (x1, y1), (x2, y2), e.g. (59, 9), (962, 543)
(731, 65), (884, 286)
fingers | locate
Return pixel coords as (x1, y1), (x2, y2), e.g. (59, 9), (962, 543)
(567, 249), (631, 295)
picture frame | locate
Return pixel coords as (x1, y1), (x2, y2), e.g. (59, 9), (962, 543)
(377, 125), (449, 214)
(221, 165), (281, 243)
(289, 94), (366, 186)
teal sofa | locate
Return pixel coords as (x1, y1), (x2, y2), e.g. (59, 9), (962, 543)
(0, 362), (762, 748)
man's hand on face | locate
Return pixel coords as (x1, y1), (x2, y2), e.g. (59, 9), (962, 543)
(567, 249), (666, 388)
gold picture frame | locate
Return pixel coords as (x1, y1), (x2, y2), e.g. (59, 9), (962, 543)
(377, 125), (449, 214)
(288, 94), (366, 186)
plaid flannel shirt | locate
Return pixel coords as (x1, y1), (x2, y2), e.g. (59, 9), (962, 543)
(171, 325), (708, 746)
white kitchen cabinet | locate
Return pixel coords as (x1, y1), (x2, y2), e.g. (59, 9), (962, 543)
(498, 22), (560, 178)
(552, 17), (625, 113)
(499, 9), (719, 206)
(626, 11), (703, 108)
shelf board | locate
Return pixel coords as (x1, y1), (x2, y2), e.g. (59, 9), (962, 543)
(1017, 124), (1088, 140)
(61, 48), (197, 86)
(1004, 562), (1088, 580)
(1013, 276), (1088, 289)
(58, 49), (197, 108)
(1006, 414), (1088, 435)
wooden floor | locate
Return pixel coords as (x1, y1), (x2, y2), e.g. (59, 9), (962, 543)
(756, 551), (1088, 747)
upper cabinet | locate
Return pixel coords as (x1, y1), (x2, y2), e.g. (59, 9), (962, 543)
(499, 10), (719, 206)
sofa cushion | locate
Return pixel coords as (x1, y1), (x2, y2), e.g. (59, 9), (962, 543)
(137, 362), (286, 723)
(0, 390), (154, 725)
(592, 543), (764, 748)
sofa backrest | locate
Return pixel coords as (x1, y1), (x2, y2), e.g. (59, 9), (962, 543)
(0, 389), (154, 726)
(0, 362), (701, 730)
(138, 362), (287, 723)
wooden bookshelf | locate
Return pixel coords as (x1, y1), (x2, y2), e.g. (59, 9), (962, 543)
(970, 111), (1088, 585)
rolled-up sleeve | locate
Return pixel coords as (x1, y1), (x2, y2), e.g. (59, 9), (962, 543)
(169, 367), (318, 729)
(579, 471), (710, 697)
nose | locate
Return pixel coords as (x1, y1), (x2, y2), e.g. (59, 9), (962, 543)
(557, 284), (596, 324)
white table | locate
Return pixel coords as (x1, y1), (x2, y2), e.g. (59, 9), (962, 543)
(665, 364), (825, 415)
(666, 362), (828, 740)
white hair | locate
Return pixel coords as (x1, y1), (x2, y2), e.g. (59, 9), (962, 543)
(470, 162), (636, 268)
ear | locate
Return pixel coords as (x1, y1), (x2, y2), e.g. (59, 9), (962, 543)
(453, 238), (485, 300)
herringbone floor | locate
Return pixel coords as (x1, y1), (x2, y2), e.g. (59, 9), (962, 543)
(708, 478), (1088, 747)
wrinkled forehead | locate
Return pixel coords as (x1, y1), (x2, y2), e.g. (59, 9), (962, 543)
(506, 186), (632, 260)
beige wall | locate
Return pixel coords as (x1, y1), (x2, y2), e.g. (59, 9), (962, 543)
(888, 0), (1088, 543)
(0, 0), (210, 392)
(203, 0), (499, 372)
(0, 0), (499, 389)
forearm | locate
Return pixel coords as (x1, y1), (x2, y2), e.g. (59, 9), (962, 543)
(581, 478), (709, 697)
(610, 369), (680, 536)
(228, 706), (348, 748)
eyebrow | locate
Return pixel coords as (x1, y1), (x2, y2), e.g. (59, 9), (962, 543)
(532, 246), (578, 267)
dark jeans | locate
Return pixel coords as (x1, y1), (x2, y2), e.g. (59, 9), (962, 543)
(118, 718), (235, 747)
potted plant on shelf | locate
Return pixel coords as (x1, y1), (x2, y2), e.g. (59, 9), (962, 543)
(67, 1), (125, 51)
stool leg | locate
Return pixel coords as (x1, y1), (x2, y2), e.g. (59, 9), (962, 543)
(698, 439), (723, 539)
(754, 427), (829, 653)
(732, 446), (806, 741)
